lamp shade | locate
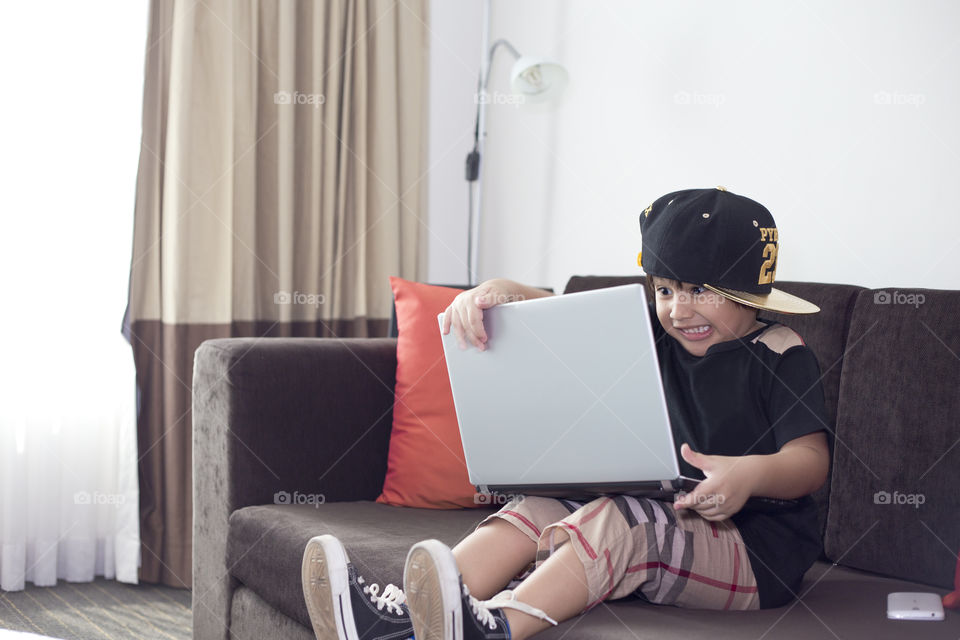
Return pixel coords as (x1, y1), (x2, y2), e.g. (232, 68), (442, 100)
(509, 56), (568, 103)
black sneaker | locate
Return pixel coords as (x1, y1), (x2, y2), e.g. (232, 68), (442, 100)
(404, 539), (558, 640)
(301, 534), (414, 640)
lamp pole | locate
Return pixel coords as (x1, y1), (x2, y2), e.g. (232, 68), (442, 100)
(466, 0), (492, 286)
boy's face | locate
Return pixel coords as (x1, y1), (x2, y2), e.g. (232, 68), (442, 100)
(651, 277), (760, 357)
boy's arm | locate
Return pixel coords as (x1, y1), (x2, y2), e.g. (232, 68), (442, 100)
(673, 432), (830, 521)
(749, 431), (830, 498)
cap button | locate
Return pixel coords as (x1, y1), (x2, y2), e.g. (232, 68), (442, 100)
(716, 185), (727, 191)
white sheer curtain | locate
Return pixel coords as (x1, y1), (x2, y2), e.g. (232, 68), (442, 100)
(0, 1), (147, 591)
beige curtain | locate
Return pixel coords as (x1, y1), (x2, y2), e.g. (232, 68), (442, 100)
(126, 0), (428, 586)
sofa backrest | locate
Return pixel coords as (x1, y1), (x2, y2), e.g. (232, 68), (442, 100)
(563, 276), (862, 535)
(823, 287), (960, 589)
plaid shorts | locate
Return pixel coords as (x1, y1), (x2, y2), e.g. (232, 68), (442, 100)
(480, 495), (760, 611)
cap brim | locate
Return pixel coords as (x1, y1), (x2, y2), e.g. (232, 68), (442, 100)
(703, 284), (820, 315)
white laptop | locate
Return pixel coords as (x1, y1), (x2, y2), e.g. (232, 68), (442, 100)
(439, 284), (700, 501)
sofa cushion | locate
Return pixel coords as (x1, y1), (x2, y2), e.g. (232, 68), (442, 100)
(229, 510), (960, 640)
(824, 288), (960, 589)
(226, 502), (494, 629)
(377, 277), (479, 508)
(533, 562), (960, 639)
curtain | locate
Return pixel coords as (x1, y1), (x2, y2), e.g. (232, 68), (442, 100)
(125, 0), (428, 586)
(0, 1), (146, 591)
(0, 369), (140, 592)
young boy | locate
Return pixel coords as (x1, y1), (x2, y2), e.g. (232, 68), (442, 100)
(300, 187), (831, 640)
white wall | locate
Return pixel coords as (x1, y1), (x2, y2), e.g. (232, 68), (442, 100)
(427, 0), (960, 292)
(426, 0), (483, 284)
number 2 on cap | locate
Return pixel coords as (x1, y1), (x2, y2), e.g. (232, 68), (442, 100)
(758, 243), (778, 285)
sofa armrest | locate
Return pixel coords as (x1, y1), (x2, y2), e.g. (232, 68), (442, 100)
(192, 337), (397, 640)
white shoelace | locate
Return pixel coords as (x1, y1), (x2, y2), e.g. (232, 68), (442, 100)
(358, 577), (407, 615)
(469, 587), (559, 629)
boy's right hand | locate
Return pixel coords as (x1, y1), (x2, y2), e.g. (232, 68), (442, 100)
(441, 280), (515, 351)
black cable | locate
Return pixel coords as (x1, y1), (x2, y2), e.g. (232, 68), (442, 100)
(465, 62), (486, 285)
(466, 180), (474, 285)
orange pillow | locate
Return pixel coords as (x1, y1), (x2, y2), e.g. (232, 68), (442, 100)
(376, 277), (480, 509)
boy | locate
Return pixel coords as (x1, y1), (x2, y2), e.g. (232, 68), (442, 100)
(300, 187), (830, 640)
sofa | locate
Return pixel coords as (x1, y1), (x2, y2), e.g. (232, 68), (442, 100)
(192, 276), (960, 640)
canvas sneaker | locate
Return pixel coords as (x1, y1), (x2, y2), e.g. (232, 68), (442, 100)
(301, 534), (414, 640)
(403, 539), (557, 640)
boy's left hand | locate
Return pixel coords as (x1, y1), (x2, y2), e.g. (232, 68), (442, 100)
(673, 443), (756, 521)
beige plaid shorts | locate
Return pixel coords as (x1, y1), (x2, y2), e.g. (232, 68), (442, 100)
(480, 494), (760, 611)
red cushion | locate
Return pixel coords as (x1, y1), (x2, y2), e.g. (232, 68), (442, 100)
(376, 277), (479, 509)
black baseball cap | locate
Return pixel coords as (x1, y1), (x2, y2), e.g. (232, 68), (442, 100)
(638, 187), (819, 314)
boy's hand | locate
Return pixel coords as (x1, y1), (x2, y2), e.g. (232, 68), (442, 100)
(440, 280), (515, 351)
(673, 443), (757, 521)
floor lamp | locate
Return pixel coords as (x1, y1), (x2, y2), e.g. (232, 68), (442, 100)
(465, 0), (568, 286)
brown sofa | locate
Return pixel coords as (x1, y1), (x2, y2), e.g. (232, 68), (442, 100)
(192, 276), (960, 639)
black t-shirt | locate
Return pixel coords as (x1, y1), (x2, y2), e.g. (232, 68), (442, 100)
(651, 305), (828, 608)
